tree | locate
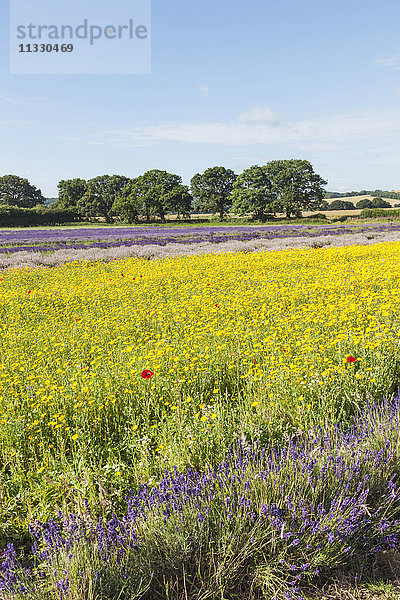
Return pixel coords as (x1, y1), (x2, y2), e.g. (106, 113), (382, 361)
(0, 174), (44, 207)
(113, 190), (140, 224)
(167, 185), (192, 219)
(356, 198), (373, 209)
(77, 175), (130, 222)
(231, 165), (276, 221)
(267, 160), (327, 218)
(114, 170), (192, 223)
(190, 167), (237, 220)
(56, 178), (87, 209)
(370, 197), (391, 209)
(327, 200), (356, 211)
(317, 199), (330, 211)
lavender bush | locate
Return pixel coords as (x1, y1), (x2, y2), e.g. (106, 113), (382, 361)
(2, 397), (400, 600)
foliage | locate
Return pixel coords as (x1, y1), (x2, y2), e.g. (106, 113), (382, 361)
(0, 175), (45, 208)
(231, 165), (277, 221)
(360, 208), (400, 219)
(326, 199), (356, 211)
(356, 198), (392, 210)
(356, 198), (373, 209)
(190, 166), (237, 220)
(2, 398), (400, 599)
(370, 197), (392, 209)
(267, 159), (327, 218)
(315, 199), (330, 210)
(0, 205), (81, 227)
(325, 189), (400, 200)
(78, 175), (130, 222)
(114, 170), (192, 223)
(231, 161), (326, 220)
(55, 179), (87, 210)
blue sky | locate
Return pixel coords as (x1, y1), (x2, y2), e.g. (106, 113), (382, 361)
(1, 0), (400, 196)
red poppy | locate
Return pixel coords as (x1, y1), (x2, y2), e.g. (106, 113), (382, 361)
(141, 369), (154, 380)
(346, 356), (357, 363)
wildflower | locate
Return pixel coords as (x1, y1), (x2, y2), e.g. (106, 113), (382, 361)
(141, 369), (154, 380)
(346, 356), (357, 363)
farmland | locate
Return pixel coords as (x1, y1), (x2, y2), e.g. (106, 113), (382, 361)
(1, 234), (400, 598)
(2, 220), (400, 269)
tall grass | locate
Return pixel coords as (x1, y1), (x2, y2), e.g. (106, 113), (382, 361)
(2, 396), (400, 599)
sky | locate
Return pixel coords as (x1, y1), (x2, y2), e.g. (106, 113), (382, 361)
(1, 0), (400, 197)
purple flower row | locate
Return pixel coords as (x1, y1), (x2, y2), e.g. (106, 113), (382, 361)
(0, 222), (399, 254)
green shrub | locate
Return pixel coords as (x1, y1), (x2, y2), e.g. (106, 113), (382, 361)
(370, 197), (392, 208)
(360, 208), (400, 219)
(0, 205), (82, 227)
(356, 198), (373, 209)
(327, 200), (356, 210)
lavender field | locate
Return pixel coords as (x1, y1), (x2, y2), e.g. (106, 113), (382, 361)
(2, 221), (400, 269)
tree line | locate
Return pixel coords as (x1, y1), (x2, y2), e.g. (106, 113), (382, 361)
(324, 189), (400, 200)
(321, 197), (396, 211)
(0, 161), (329, 223)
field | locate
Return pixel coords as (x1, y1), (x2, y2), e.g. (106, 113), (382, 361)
(3, 221), (400, 269)
(1, 234), (400, 598)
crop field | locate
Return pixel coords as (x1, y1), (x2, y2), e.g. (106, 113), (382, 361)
(2, 221), (400, 269)
(1, 240), (400, 598)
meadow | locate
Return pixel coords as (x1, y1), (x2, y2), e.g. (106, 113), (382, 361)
(1, 240), (400, 598)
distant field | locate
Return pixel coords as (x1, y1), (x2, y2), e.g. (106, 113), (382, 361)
(327, 195), (399, 206)
(317, 195), (400, 218)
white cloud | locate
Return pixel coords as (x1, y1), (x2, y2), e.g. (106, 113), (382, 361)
(375, 56), (400, 70)
(109, 107), (400, 148)
(238, 106), (282, 124)
(0, 95), (28, 105)
(198, 84), (209, 99)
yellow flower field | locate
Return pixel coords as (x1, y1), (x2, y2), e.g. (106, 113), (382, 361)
(0, 242), (400, 523)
